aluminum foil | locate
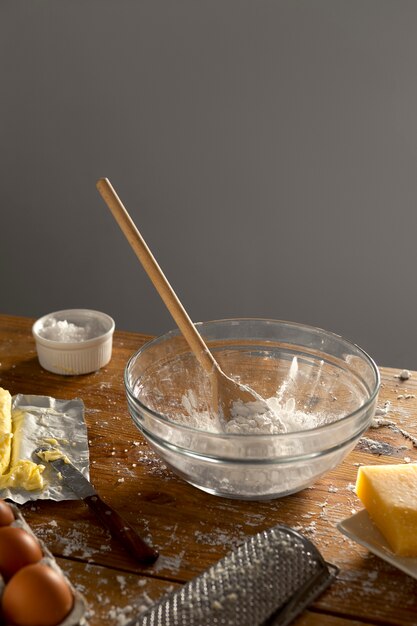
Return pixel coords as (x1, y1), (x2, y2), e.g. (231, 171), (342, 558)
(2, 395), (89, 505)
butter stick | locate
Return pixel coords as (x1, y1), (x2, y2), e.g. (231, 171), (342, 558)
(0, 388), (13, 474)
(8, 409), (44, 491)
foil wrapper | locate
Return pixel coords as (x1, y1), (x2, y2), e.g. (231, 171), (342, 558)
(1, 395), (89, 505)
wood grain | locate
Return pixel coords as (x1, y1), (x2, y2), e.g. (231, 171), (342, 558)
(1, 314), (417, 625)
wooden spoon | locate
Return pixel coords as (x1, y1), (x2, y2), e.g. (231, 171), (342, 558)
(96, 177), (266, 420)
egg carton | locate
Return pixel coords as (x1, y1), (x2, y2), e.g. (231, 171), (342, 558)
(0, 504), (88, 626)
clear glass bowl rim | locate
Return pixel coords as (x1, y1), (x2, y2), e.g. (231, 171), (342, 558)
(124, 317), (380, 439)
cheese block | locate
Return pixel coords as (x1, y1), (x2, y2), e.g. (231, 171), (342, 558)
(0, 388), (13, 474)
(356, 464), (417, 556)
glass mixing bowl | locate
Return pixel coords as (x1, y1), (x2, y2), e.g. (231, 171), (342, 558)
(125, 319), (380, 500)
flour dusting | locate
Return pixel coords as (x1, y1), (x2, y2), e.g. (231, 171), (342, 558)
(177, 356), (331, 435)
(180, 391), (326, 435)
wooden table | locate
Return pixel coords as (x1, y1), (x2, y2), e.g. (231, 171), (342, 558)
(1, 313), (417, 626)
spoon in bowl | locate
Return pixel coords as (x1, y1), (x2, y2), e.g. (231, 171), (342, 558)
(96, 177), (270, 421)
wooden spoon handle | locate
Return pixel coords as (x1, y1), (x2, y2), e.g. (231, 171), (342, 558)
(96, 178), (218, 376)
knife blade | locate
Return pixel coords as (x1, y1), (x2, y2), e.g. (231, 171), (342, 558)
(35, 447), (158, 565)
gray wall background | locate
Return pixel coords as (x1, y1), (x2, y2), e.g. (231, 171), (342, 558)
(1, 1), (417, 369)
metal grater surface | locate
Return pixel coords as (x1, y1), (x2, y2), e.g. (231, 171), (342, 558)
(127, 525), (338, 626)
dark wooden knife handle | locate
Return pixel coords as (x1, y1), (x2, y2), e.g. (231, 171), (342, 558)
(84, 494), (158, 565)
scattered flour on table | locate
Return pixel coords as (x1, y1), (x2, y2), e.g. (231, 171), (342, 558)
(195, 527), (246, 549)
(368, 400), (417, 449)
(243, 512), (267, 526)
(357, 437), (400, 457)
(35, 521), (108, 560)
(398, 369), (411, 381)
(107, 592), (154, 626)
(152, 552), (185, 574)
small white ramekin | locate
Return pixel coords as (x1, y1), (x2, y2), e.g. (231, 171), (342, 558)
(32, 309), (115, 375)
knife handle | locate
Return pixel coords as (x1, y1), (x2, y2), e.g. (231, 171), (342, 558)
(84, 494), (159, 565)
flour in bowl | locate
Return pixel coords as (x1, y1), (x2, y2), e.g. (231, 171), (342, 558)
(226, 397), (323, 434)
(226, 398), (287, 434)
(180, 390), (323, 434)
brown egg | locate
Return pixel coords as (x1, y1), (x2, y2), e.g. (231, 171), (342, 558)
(1, 563), (74, 626)
(0, 500), (14, 526)
(0, 526), (43, 580)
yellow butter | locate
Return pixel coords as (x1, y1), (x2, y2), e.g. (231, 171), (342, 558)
(356, 464), (417, 556)
(0, 391), (47, 492)
(43, 437), (59, 446)
(8, 409), (45, 491)
(10, 409), (27, 468)
(37, 446), (68, 463)
(0, 388), (13, 474)
(0, 459), (44, 491)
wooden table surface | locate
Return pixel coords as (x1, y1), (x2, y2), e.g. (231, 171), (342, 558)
(1, 313), (417, 626)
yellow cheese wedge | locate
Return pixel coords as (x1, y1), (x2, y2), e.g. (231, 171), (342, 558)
(0, 388), (13, 474)
(356, 464), (417, 556)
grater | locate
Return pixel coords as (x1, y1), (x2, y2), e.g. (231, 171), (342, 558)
(126, 524), (338, 626)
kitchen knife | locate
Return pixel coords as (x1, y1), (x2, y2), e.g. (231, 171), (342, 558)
(35, 447), (158, 565)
